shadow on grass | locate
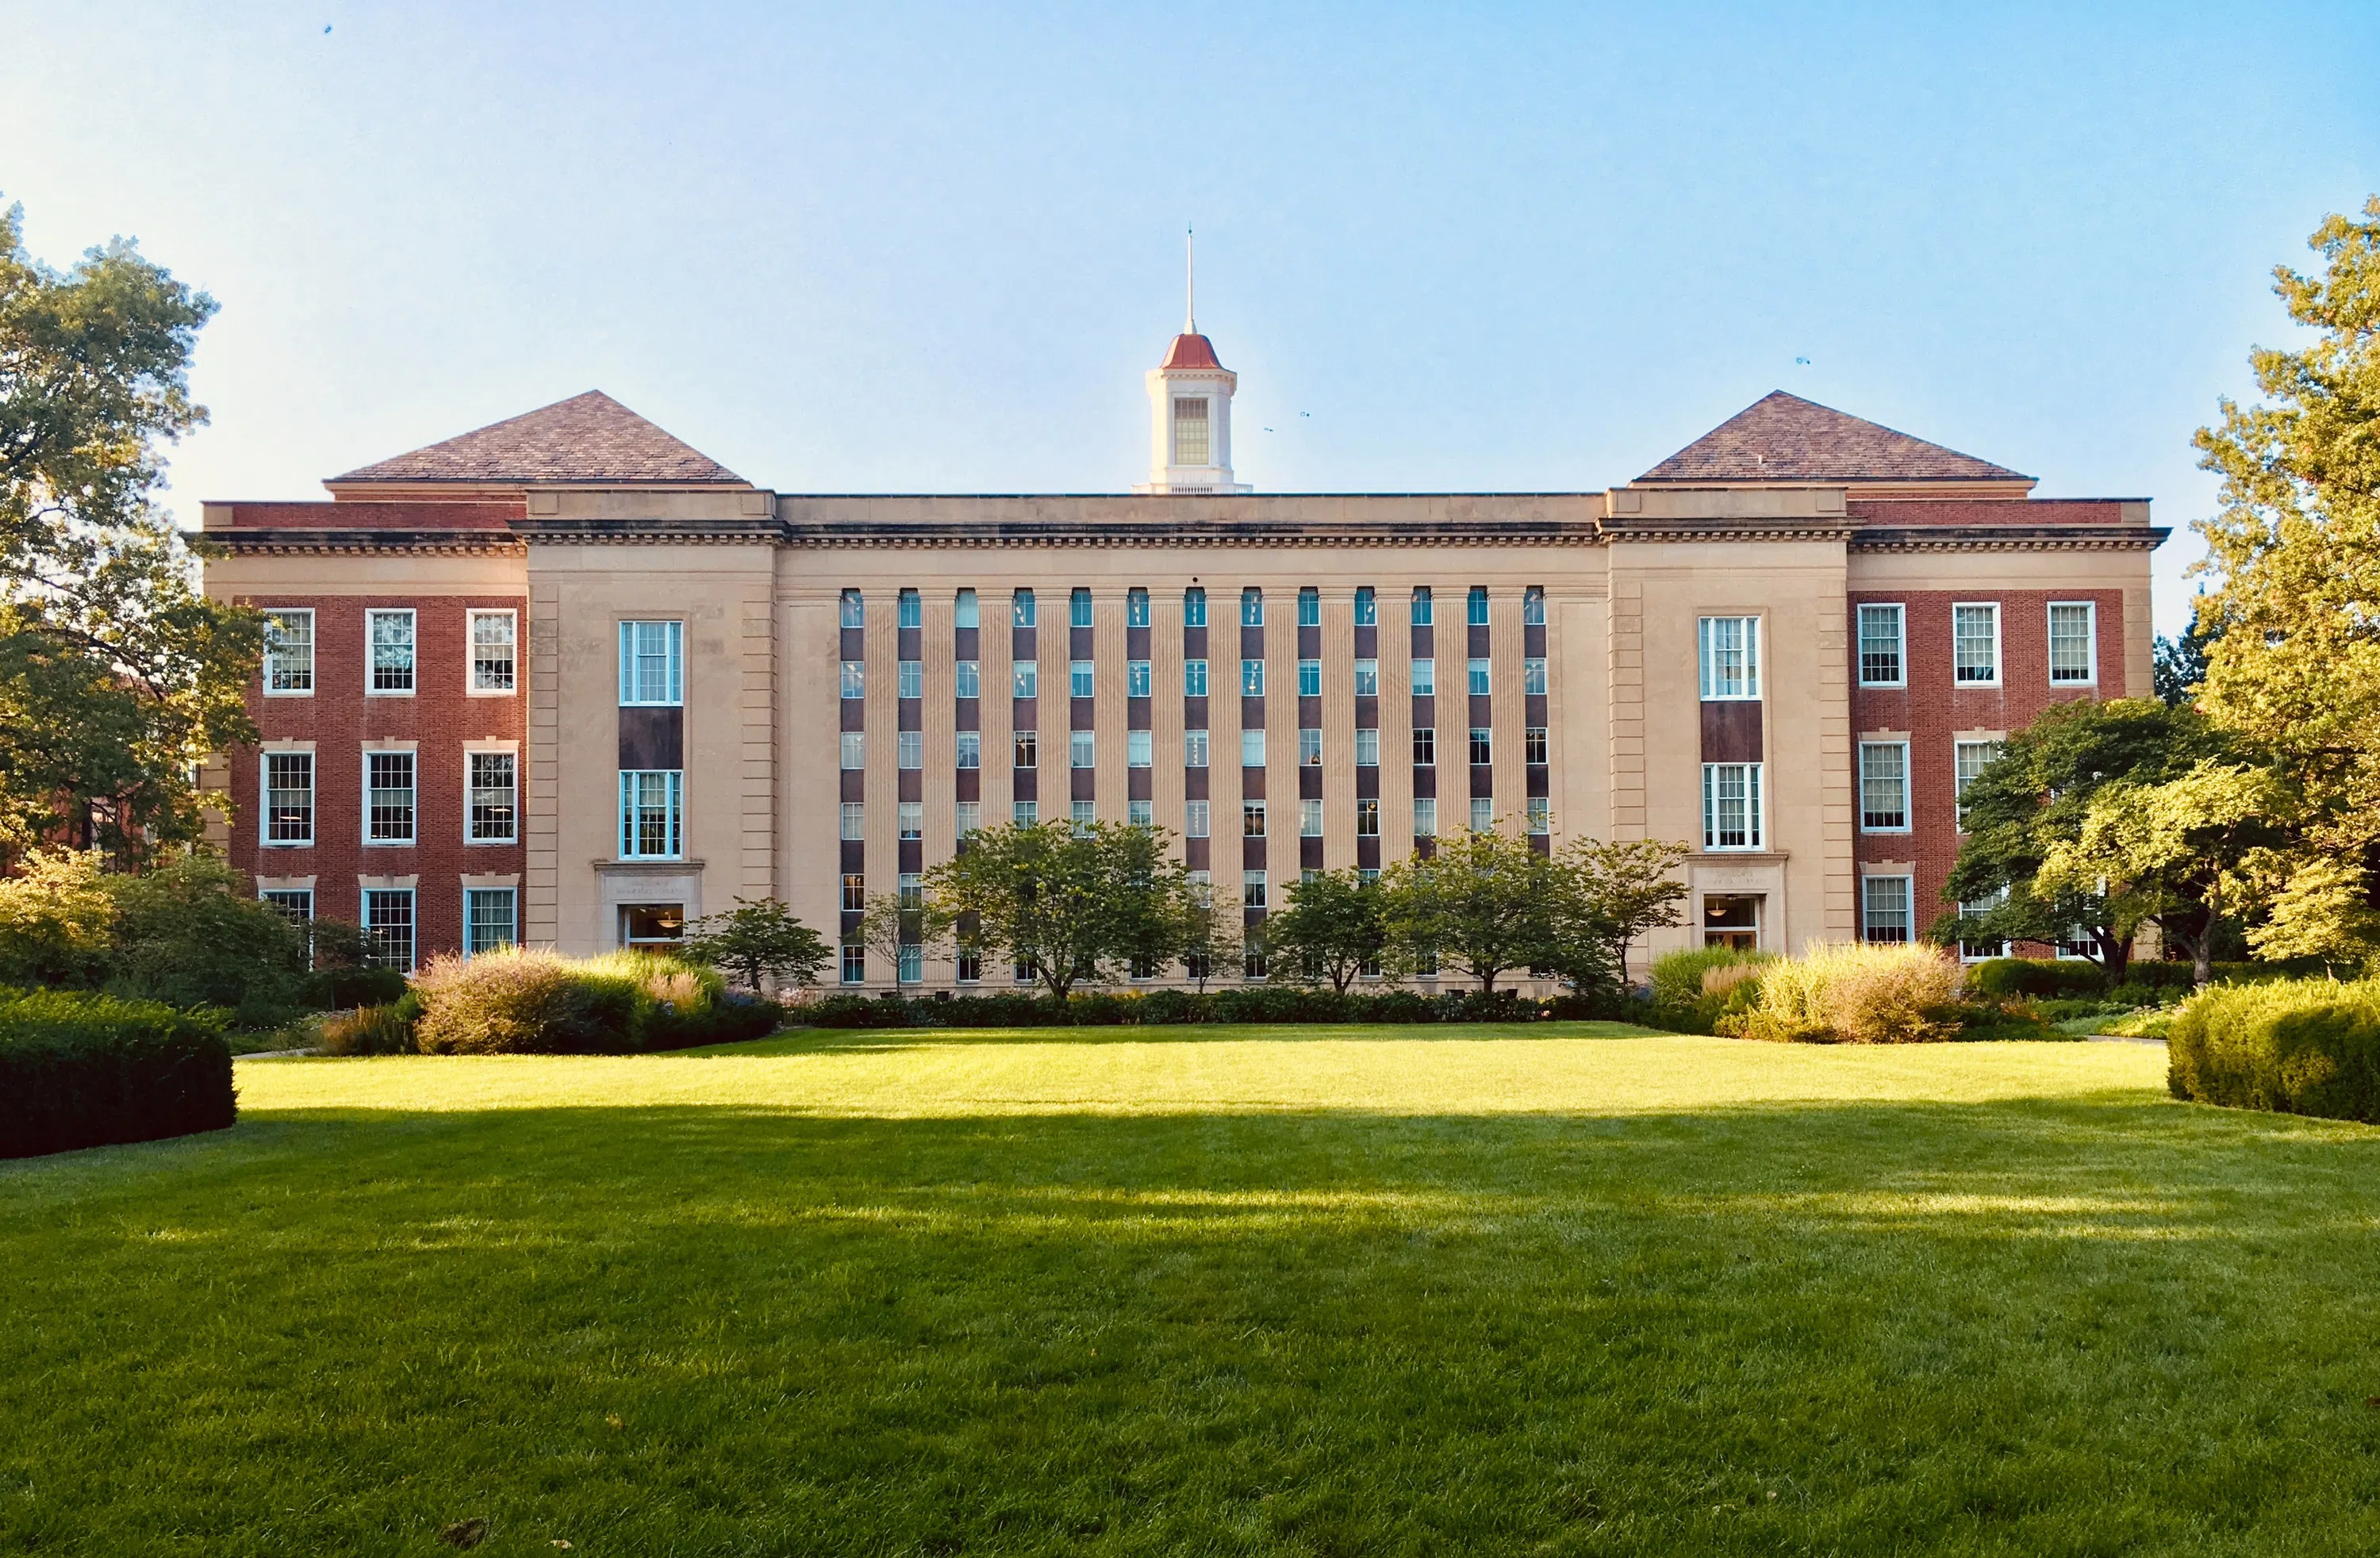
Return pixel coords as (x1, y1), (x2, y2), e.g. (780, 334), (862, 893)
(687, 1019), (1672, 1056)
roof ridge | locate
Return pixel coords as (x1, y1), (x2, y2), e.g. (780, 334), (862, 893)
(1637, 390), (2033, 485)
(328, 390), (746, 487)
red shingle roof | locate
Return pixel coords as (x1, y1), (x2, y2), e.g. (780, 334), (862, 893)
(1637, 391), (2032, 485)
(1161, 333), (1225, 370)
(330, 390), (744, 486)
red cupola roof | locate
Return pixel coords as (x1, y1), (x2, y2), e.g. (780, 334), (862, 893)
(1161, 332), (1225, 370)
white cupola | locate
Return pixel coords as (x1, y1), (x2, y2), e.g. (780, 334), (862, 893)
(1134, 232), (1251, 495)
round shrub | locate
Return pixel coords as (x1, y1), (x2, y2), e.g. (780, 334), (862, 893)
(2168, 977), (2380, 1122)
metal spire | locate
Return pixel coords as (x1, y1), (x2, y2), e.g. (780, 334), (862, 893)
(1185, 224), (1196, 334)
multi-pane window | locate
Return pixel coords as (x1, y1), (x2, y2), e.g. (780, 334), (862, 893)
(1526, 797), (1550, 835)
(1354, 587), (1376, 626)
(1468, 658), (1491, 696)
(261, 888), (313, 928)
(1013, 731), (1038, 768)
(1702, 762), (1763, 850)
(1184, 658), (1208, 696)
(1241, 729), (1266, 767)
(1072, 800), (1095, 828)
(1959, 887), (2011, 961)
(1469, 796), (1493, 832)
(1859, 742), (1910, 831)
(1300, 800), (1323, 837)
(1241, 658), (1265, 696)
(1241, 588), (1263, 627)
(1298, 588), (1320, 627)
(842, 873), (866, 911)
(1525, 727), (1549, 765)
(1130, 798), (1154, 827)
(367, 751), (416, 844)
(1355, 728), (1380, 766)
(1184, 729), (1210, 767)
(1356, 798), (1380, 836)
(1954, 604), (2001, 684)
(1014, 800), (1038, 825)
(1698, 617), (1760, 700)
(363, 888), (415, 971)
(1522, 586), (1545, 626)
(1012, 589), (1037, 627)
(957, 731), (982, 768)
(898, 731), (923, 769)
(264, 610), (315, 694)
(1413, 797), (1437, 837)
(1353, 659), (1380, 696)
(1955, 739), (2003, 829)
(1413, 727), (1435, 765)
(840, 800), (865, 839)
(1184, 587), (1207, 627)
(2049, 602), (2096, 683)
(1299, 658), (1321, 696)
(264, 753), (313, 845)
(1187, 800), (1210, 838)
(956, 946), (982, 983)
(954, 589), (979, 629)
(1014, 661), (1038, 698)
(1522, 658), (1547, 695)
(1858, 604), (1905, 686)
(1244, 946), (1269, 980)
(1070, 588), (1093, 629)
(840, 590), (865, 628)
(898, 945), (923, 984)
(898, 589), (921, 629)
(1173, 397), (1211, 465)
(954, 801), (980, 839)
(900, 802), (923, 840)
(620, 620), (684, 705)
(367, 609), (416, 694)
(956, 660), (981, 699)
(1128, 730), (1153, 767)
(899, 660), (923, 698)
(841, 731), (866, 769)
(1127, 660), (1152, 697)
(1299, 728), (1322, 766)
(1242, 870), (1268, 910)
(1863, 876), (1914, 944)
(840, 662), (865, 699)
(1411, 588), (1433, 626)
(842, 944), (866, 984)
(619, 770), (683, 858)
(1070, 660), (1094, 697)
(1127, 589), (1150, 628)
(468, 751), (517, 843)
(1243, 800), (1266, 837)
(466, 888), (517, 957)
(1071, 731), (1096, 769)
(1469, 727), (1492, 765)
(470, 611), (516, 693)
(1411, 658), (1435, 696)
(1467, 585), (1490, 627)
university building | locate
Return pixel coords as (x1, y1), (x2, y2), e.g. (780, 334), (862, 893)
(202, 320), (2164, 982)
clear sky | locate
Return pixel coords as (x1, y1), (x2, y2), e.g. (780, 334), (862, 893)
(7, 2), (2376, 631)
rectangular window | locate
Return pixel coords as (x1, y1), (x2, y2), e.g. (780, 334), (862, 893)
(1298, 658), (1321, 696)
(1241, 728), (1266, 767)
(954, 589), (978, 629)
(620, 620), (684, 705)
(1070, 660), (1094, 697)
(1525, 727), (1549, 766)
(1187, 800), (1210, 838)
(956, 731), (981, 769)
(1298, 587), (1320, 627)
(841, 731), (865, 769)
(898, 731), (923, 769)
(1299, 727), (1322, 766)
(367, 609), (416, 695)
(465, 888), (517, 957)
(840, 800), (864, 840)
(1127, 730), (1153, 767)
(1184, 587), (1207, 627)
(898, 944), (923, 984)
(1355, 728), (1380, 766)
(1955, 604), (2001, 685)
(261, 887), (312, 928)
(264, 752), (313, 845)
(1467, 585), (1490, 627)
(1300, 799), (1323, 837)
(1243, 800), (1266, 837)
(1353, 659), (1380, 696)
(899, 660), (923, 698)
(1864, 876), (1914, 944)
(1411, 588), (1433, 626)
(1955, 739), (2004, 830)
(1070, 588), (1093, 629)
(1173, 397), (1211, 465)
(840, 589), (865, 629)
(1413, 797), (1437, 838)
(1522, 586), (1545, 626)
(1411, 658), (1435, 696)
(1959, 887), (2011, 961)
(1127, 588), (1150, 628)
(1014, 800), (1038, 826)
(1467, 658), (1491, 696)
(840, 662), (866, 700)
(1698, 616), (1760, 700)
(363, 888), (415, 971)
(1241, 588), (1263, 627)
(1356, 798), (1380, 836)
(1184, 729), (1209, 767)
(1469, 727), (1492, 766)
(469, 610), (516, 693)
(467, 750), (517, 843)
(1129, 797), (1154, 827)
(1413, 727), (1435, 766)
(1522, 658), (1547, 696)
(1354, 587), (1376, 626)
(1070, 730), (1096, 769)
(1701, 762), (1764, 850)
(1012, 589), (1036, 627)
(900, 801), (923, 840)
(897, 589), (921, 630)
(1242, 870), (1268, 910)
(618, 769), (684, 858)
(955, 660), (981, 699)
(1527, 797), (1550, 835)
(1071, 799), (1095, 828)
(1013, 731), (1038, 768)
(1244, 946), (1269, 980)
(956, 946), (981, 983)
(842, 873), (866, 912)
(366, 750), (416, 844)
(1858, 604), (1906, 687)
(2049, 602), (2097, 684)
(1241, 658), (1265, 696)
(263, 609), (314, 695)
(1127, 660), (1152, 697)
(842, 943), (866, 984)
(1859, 742), (1910, 831)
(1469, 796), (1493, 832)
(1184, 658), (1208, 696)
(1013, 661), (1038, 698)
(955, 801), (980, 839)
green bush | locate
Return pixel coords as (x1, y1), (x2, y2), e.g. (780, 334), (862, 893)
(318, 997), (421, 1057)
(400, 950), (776, 1055)
(0, 988), (236, 1157)
(1722, 942), (1964, 1044)
(299, 965), (410, 1011)
(2167, 977), (2380, 1122)
(1645, 946), (1773, 1034)
(797, 985), (1599, 1030)
(1966, 958), (2108, 999)
(106, 854), (308, 1024)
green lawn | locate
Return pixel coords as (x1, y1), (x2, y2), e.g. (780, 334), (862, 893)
(6, 1024), (2379, 1556)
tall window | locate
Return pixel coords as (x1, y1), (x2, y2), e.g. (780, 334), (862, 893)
(620, 620), (684, 705)
(1127, 588), (1150, 627)
(1184, 658), (1208, 696)
(1702, 762), (1763, 850)
(840, 661), (866, 700)
(1955, 739), (2004, 830)
(841, 801), (865, 839)
(1298, 658), (1321, 696)
(263, 753), (313, 845)
(366, 751), (415, 844)
(1468, 658), (1490, 695)
(261, 888), (313, 927)
(1173, 397), (1211, 465)
(954, 589), (978, 629)
(1353, 659), (1380, 696)
(1857, 604), (1904, 687)
(1527, 797), (1550, 835)
(1522, 586), (1545, 625)
(1411, 587), (1433, 626)
(1013, 661), (1038, 697)
(839, 590), (864, 628)
(1128, 730), (1153, 767)
(1241, 658), (1265, 696)
(1013, 731), (1038, 768)
(1071, 731), (1096, 769)
(1298, 587), (1320, 627)
(1954, 604), (2000, 685)
(470, 610), (516, 693)
(2049, 602), (2096, 683)
(1186, 800), (1210, 838)
(367, 609), (416, 695)
(956, 731), (981, 769)
(1959, 887), (2011, 961)
(898, 589), (921, 629)
(1413, 797), (1437, 838)
(898, 731), (923, 769)
(842, 944), (866, 984)
(1130, 799), (1154, 829)
(1356, 798), (1380, 836)
(1355, 728), (1380, 766)
(1411, 658), (1435, 696)
(955, 801), (980, 839)
(468, 751), (517, 843)
(363, 888), (415, 971)
(619, 770), (684, 858)
(1524, 727), (1549, 765)
(1300, 799), (1323, 837)
(1859, 742), (1909, 831)
(465, 888), (518, 957)
(1071, 800), (1096, 828)
(842, 873), (866, 911)
(1184, 729), (1209, 767)
(956, 660), (980, 699)
(1241, 729), (1265, 767)
(1243, 800), (1266, 838)
(1698, 616), (1760, 700)
(263, 609), (314, 695)
(1070, 660), (1094, 697)
(1468, 727), (1492, 766)
(1354, 587), (1376, 626)
(1127, 660), (1152, 697)
(899, 660), (923, 697)
(1012, 589), (1036, 627)
(900, 801), (923, 839)
(1070, 588), (1093, 628)
(841, 731), (865, 769)
(1299, 728), (1322, 766)
(1184, 587), (1207, 627)
(1863, 876), (1914, 944)
(1522, 658), (1547, 695)
(1242, 870), (1267, 910)
(1413, 727), (1435, 766)
(1241, 588), (1263, 627)
(1467, 585), (1489, 626)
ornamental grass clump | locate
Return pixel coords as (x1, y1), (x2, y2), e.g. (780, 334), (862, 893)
(1725, 942), (1964, 1044)
(410, 950), (646, 1055)
(1647, 946), (1775, 1032)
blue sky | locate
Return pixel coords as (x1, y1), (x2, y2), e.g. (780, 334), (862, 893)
(7, 2), (2376, 631)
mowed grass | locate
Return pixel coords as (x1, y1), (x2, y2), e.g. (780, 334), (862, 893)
(6, 1026), (2380, 1556)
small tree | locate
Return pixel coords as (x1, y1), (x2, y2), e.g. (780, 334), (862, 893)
(1378, 823), (1557, 994)
(0, 846), (114, 987)
(105, 850), (305, 1017)
(1550, 837), (1690, 989)
(685, 897), (834, 994)
(856, 888), (954, 993)
(1262, 867), (1386, 994)
(1172, 876), (1242, 994)
(923, 820), (1188, 1000)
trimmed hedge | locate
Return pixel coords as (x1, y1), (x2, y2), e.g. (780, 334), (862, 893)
(2168, 977), (2380, 1123)
(798, 987), (1626, 1029)
(1, 988), (236, 1158)
(300, 965), (410, 1011)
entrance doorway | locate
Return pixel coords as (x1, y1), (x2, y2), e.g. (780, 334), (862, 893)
(619, 903), (686, 950)
(1702, 893), (1762, 951)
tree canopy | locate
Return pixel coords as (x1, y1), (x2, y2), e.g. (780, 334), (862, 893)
(923, 820), (1187, 1000)
(685, 897), (835, 993)
(1261, 867), (1387, 993)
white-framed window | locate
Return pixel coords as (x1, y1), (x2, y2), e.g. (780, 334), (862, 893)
(1857, 604), (1905, 687)
(953, 589), (978, 630)
(1862, 875), (1913, 944)
(1013, 800), (1038, 826)
(619, 770), (684, 859)
(956, 946), (982, 983)
(1298, 587), (1320, 627)
(1014, 661), (1038, 698)
(841, 800), (864, 839)
(1183, 587), (1207, 627)
(1243, 800), (1266, 838)
(1355, 728), (1380, 766)
(1353, 659), (1380, 696)
(1070, 589), (1093, 629)
(2056, 927), (2098, 961)
(1467, 585), (1491, 627)
(1299, 727), (1322, 766)
(1411, 658), (1436, 696)
(1522, 586), (1545, 626)
(263, 752), (313, 846)
(1955, 739), (2004, 831)
(1701, 762), (1763, 850)
(1242, 869), (1268, 910)
(467, 750), (517, 843)
(1127, 589), (1150, 628)
(1698, 616), (1760, 700)
(899, 801), (923, 839)
(1299, 658), (1322, 696)
(1184, 729), (1209, 768)
(469, 610), (516, 694)
(841, 873), (866, 912)
(1526, 797), (1550, 835)
(841, 731), (865, 770)
(1411, 588), (1433, 626)
(1241, 588), (1264, 627)
(1468, 727), (1492, 766)
(1184, 658), (1208, 696)
(1958, 888), (2010, 961)
(1414, 797), (1437, 838)
(898, 589), (921, 629)
(899, 871), (923, 909)
(367, 609), (416, 696)
(1241, 658), (1265, 696)
(1012, 731), (1037, 768)
(260, 887), (313, 926)
(1127, 660), (1152, 697)
(1127, 730), (1153, 767)
(363, 888), (415, 971)
(1070, 731), (1096, 769)
(2048, 601), (2097, 685)
(1071, 799), (1096, 828)
(1070, 660), (1094, 697)
(1186, 800), (1210, 838)
(955, 660), (981, 699)
(1525, 727), (1549, 765)
(842, 944), (866, 984)
(1858, 741), (1910, 832)
(839, 589), (864, 629)
(263, 609), (314, 696)
(1953, 604), (2001, 685)
(897, 945), (923, 984)
(1467, 658), (1491, 696)
(1468, 796), (1493, 832)
(1241, 728), (1265, 767)
(1413, 727), (1435, 766)
(620, 620), (685, 705)
(1173, 396), (1211, 466)
(839, 662), (865, 700)
(954, 800), (980, 839)
(1012, 589), (1036, 627)
(1522, 657), (1547, 696)
(897, 731), (923, 769)
(365, 750), (416, 845)
(1129, 797), (1154, 828)
(465, 888), (518, 957)
(900, 660), (924, 698)
(1300, 799), (1323, 837)
(1357, 798), (1380, 837)
(955, 731), (981, 769)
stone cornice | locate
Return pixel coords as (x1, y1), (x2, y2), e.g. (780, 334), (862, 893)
(1848, 525), (2171, 553)
(205, 528), (526, 556)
